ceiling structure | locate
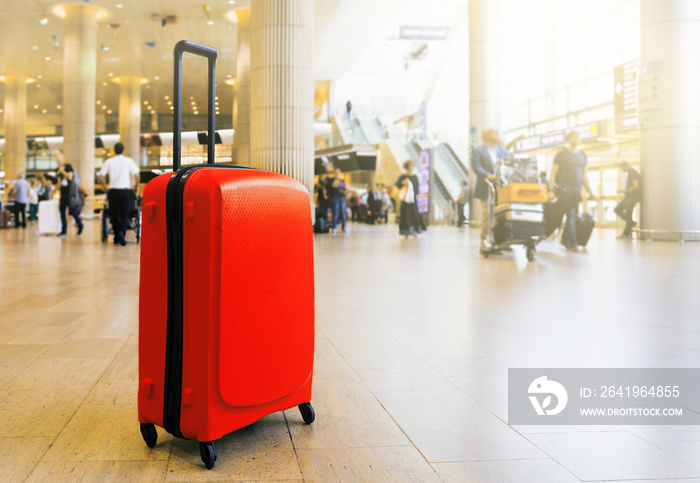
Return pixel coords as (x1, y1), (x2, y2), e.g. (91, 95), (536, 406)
(0, 0), (467, 135)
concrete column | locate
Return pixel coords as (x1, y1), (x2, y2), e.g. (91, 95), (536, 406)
(3, 76), (29, 182)
(117, 77), (145, 162)
(58, 4), (105, 199)
(639, 0), (700, 240)
(250, 0), (314, 208)
(235, 8), (251, 167)
(469, 0), (500, 223)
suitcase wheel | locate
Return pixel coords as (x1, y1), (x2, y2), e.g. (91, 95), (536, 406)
(526, 245), (536, 262)
(298, 402), (316, 424)
(140, 423), (158, 448)
(199, 441), (217, 470)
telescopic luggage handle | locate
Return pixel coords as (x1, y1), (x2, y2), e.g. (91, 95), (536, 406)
(173, 40), (218, 171)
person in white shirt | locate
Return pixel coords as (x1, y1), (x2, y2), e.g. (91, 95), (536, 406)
(99, 142), (140, 246)
(11, 173), (31, 229)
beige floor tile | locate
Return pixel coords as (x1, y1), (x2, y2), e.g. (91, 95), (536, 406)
(2, 323), (75, 345)
(432, 459), (581, 483)
(166, 422), (301, 481)
(0, 366), (20, 389)
(5, 358), (111, 391)
(0, 437), (53, 482)
(100, 340), (138, 379)
(67, 314), (138, 340)
(357, 368), (457, 393)
(312, 336), (362, 384)
(42, 405), (172, 462)
(0, 389), (87, 437)
(424, 356), (510, 378)
(84, 378), (137, 405)
(26, 460), (168, 482)
(40, 338), (124, 360)
(526, 431), (700, 480)
(298, 446), (442, 482)
(287, 383), (409, 449)
(0, 344), (49, 368)
(375, 390), (544, 462)
(653, 441), (700, 467)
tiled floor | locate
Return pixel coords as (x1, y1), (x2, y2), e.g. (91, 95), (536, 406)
(2, 220), (700, 482)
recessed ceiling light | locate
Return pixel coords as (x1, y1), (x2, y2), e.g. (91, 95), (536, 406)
(167, 101), (172, 105)
(96, 100), (101, 104)
(154, 76), (159, 80)
(146, 85), (150, 88)
(116, 3), (123, 8)
(36, 84), (41, 88)
(37, 75), (42, 79)
(34, 105), (39, 109)
(144, 101), (148, 105)
(42, 109), (47, 114)
(189, 96), (194, 100)
(164, 95), (170, 100)
(107, 109), (113, 114)
(108, 73), (114, 77)
(207, 20), (214, 25)
(57, 105), (62, 109)
(102, 105), (107, 109)
(44, 57), (51, 61)
(228, 0), (235, 4)
(32, 45), (38, 50)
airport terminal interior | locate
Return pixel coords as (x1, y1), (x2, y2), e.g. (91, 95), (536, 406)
(1, 0), (700, 482)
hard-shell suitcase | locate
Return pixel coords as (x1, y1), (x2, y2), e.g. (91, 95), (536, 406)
(137, 41), (316, 470)
(576, 212), (595, 247)
(38, 200), (61, 235)
(494, 202), (544, 223)
(493, 219), (545, 245)
(497, 183), (548, 204)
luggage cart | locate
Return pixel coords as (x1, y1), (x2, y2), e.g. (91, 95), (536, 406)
(480, 178), (545, 262)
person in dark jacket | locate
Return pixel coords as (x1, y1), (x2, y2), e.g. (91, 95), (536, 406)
(395, 160), (424, 238)
(614, 161), (642, 238)
(548, 130), (597, 251)
(326, 168), (348, 234)
(57, 161), (84, 236)
(471, 127), (511, 250)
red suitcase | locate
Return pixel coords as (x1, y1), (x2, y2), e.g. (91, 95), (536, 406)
(137, 41), (315, 470)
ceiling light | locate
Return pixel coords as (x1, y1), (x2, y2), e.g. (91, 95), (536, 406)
(32, 45), (38, 50)
(189, 96), (194, 100)
(107, 109), (113, 114)
(102, 105), (107, 109)
(116, 3), (123, 8)
(207, 20), (214, 26)
(164, 95), (170, 100)
(57, 105), (62, 109)
(39, 15), (48, 26)
(42, 109), (47, 114)
(37, 75), (42, 79)
(227, 74), (232, 78)
(167, 101), (172, 105)
(108, 73), (114, 77)
(0, 109), (3, 113)
(229, 0), (236, 4)
(144, 101), (148, 105)
(96, 100), (101, 104)
(44, 57), (51, 61)
(34, 105), (39, 109)
(154, 76), (160, 80)
(36, 84), (41, 88)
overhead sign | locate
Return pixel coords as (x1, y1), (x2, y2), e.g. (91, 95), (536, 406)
(514, 122), (600, 153)
(398, 25), (449, 41)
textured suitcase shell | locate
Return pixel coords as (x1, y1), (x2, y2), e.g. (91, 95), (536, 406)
(138, 167), (314, 443)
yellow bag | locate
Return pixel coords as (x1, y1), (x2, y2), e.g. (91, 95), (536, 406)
(497, 183), (548, 204)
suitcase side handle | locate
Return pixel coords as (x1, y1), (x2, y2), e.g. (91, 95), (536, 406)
(173, 40), (218, 171)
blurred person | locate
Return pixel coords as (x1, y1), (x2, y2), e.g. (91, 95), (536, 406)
(381, 188), (392, 223)
(350, 190), (361, 222)
(99, 142), (140, 245)
(395, 160), (424, 238)
(366, 184), (383, 224)
(57, 162), (84, 236)
(11, 173), (30, 228)
(548, 130), (597, 251)
(614, 161), (642, 238)
(539, 171), (548, 185)
(346, 99), (352, 117)
(326, 168), (348, 234)
(314, 175), (328, 219)
(36, 173), (51, 202)
(471, 127), (511, 250)
(456, 180), (468, 228)
(28, 178), (39, 222)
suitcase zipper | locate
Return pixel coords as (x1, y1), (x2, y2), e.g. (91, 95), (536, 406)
(162, 164), (252, 439)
